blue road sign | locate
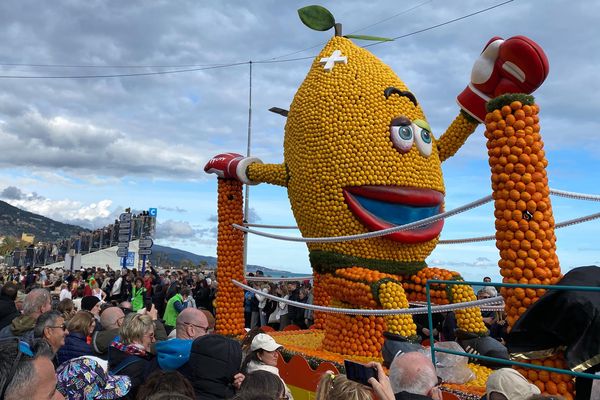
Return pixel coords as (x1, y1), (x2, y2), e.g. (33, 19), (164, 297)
(126, 252), (135, 267)
(148, 208), (157, 217)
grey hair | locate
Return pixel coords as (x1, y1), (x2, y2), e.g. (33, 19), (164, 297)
(389, 352), (438, 395)
(22, 289), (51, 316)
(2, 339), (54, 400)
(33, 311), (62, 339)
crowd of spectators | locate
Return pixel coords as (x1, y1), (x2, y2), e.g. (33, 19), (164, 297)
(0, 264), (582, 399)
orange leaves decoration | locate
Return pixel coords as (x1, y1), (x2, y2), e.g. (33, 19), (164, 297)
(215, 179), (246, 335)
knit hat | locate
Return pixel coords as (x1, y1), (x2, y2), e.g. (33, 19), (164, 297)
(56, 356), (131, 399)
(81, 296), (101, 311)
(486, 368), (541, 400)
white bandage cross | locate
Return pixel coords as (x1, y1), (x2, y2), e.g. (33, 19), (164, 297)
(319, 50), (347, 72)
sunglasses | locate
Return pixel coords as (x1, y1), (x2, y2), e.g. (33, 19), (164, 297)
(184, 322), (208, 332)
(49, 324), (68, 331)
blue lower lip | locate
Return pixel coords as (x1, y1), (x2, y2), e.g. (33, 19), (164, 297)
(354, 194), (441, 226)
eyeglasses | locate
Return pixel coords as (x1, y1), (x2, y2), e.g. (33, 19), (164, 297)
(48, 324), (68, 331)
(184, 322), (208, 332)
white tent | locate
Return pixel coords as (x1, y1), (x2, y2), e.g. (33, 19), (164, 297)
(45, 240), (147, 271)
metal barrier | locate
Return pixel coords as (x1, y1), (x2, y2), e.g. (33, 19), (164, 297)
(425, 279), (600, 380)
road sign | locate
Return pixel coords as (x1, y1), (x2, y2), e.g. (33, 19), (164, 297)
(117, 242), (129, 248)
(118, 229), (131, 235)
(139, 238), (153, 248)
(139, 249), (152, 255)
(119, 221), (131, 229)
(118, 235), (130, 242)
(126, 252), (135, 267)
(116, 248), (128, 257)
(119, 213), (132, 222)
(148, 208), (157, 217)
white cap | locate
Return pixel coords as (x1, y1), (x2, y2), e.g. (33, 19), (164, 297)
(205, 278), (212, 285)
(486, 368), (540, 400)
(250, 333), (283, 352)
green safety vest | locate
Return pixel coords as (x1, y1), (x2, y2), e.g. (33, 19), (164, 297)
(131, 287), (146, 312)
(164, 293), (183, 327)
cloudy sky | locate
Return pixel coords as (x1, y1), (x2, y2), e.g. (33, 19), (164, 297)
(0, 0), (598, 280)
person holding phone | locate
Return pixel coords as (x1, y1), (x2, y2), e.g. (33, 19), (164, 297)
(315, 371), (372, 400)
(386, 352), (443, 400)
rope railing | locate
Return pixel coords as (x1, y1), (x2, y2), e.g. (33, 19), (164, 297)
(233, 279), (503, 315)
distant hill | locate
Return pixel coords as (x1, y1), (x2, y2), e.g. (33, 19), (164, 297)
(0, 200), (86, 242)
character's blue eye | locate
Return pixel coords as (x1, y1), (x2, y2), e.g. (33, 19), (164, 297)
(390, 124), (414, 154)
(399, 126), (413, 141)
(421, 129), (431, 144)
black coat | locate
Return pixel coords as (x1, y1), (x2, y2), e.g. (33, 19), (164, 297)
(108, 346), (154, 400)
(0, 295), (20, 331)
(178, 334), (242, 400)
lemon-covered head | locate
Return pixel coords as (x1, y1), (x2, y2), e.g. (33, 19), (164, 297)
(284, 36), (445, 270)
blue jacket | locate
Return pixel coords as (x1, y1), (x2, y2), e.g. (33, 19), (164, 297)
(155, 338), (193, 370)
(57, 332), (93, 365)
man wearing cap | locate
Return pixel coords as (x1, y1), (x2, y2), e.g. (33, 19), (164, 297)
(388, 352), (443, 400)
(483, 368), (540, 400)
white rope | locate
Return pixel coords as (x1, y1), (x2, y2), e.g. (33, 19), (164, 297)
(246, 275), (313, 282)
(549, 188), (600, 202)
(244, 223), (299, 229)
(233, 195), (493, 243)
(233, 279), (503, 315)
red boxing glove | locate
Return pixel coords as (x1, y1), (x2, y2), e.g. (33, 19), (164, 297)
(457, 35), (549, 122)
(204, 153), (262, 184)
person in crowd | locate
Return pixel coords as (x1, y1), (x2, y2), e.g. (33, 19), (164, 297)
(110, 272), (123, 302)
(484, 368), (541, 400)
(108, 313), (156, 399)
(388, 352), (443, 400)
(81, 295), (102, 317)
(59, 283), (72, 301)
(293, 288), (309, 329)
(34, 310), (69, 366)
(57, 310), (95, 364)
(244, 288), (253, 329)
(477, 288), (497, 329)
(136, 370), (195, 400)
(241, 333), (293, 400)
(193, 278), (212, 312)
(315, 371), (372, 400)
(152, 279), (166, 319)
(91, 281), (107, 302)
(164, 284), (184, 334)
(241, 327), (266, 360)
(239, 370), (286, 400)
(155, 308), (210, 370)
(132, 277), (147, 312)
(178, 332), (243, 400)
(121, 273), (133, 302)
(0, 338), (64, 400)
(200, 308), (216, 334)
(304, 286), (314, 328)
(182, 287), (196, 309)
(72, 285), (85, 310)
(120, 300), (134, 314)
(0, 288), (52, 342)
(58, 298), (77, 321)
(92, 306), (125, 358)
(0, 282), (20, 331)
(56, 355), (132, 399)
(276, 285), (290, 330)
(287, 281), (302, 327)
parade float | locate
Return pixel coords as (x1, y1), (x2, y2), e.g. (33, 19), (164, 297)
(204, 5), (582, 399)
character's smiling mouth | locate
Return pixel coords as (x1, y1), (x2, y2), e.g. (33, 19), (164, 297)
(343, 186), (444, 243)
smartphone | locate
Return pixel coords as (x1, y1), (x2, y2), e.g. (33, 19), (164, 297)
(145, 299), (153, 312)
(344, 360), (377, 386)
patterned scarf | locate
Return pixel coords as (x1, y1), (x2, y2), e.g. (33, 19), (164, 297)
(110, 338), (147, 357)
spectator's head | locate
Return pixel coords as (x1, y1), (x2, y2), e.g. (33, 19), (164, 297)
(485, 368), (541, 400)
(136, 370), (195, 400)
(119, 301), (133, 313)
(243, 334), (283, 370)
(23, 288), (52, 318)
(200, 309), (216, 333)
(34, 311), (68, 353)
(81, 296), (101, 316)
(135, 277), (144, 288)
(57, 298), (76, 321)
(67, 311), (96, 337)
(389, 352), (442, 400)
(181, 287), (191, 300)
(241, 327), (266, 354)
(1, 282), (18, 301)
(315, 372), (372, 400)
(100, 306), (125, 330)
(483, 276), (492, 283)
(240, 370), (285, 399)
(120, 313), (155, 352)
(175, 308), (209, 340)
(0, 338), (63, 400)
(56, 355), (131, 399)
(477, 289), (493, 300)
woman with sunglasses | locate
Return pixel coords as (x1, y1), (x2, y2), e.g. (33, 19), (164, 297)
(56, 310), (94, 365)
(108, 313), (156, 399)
